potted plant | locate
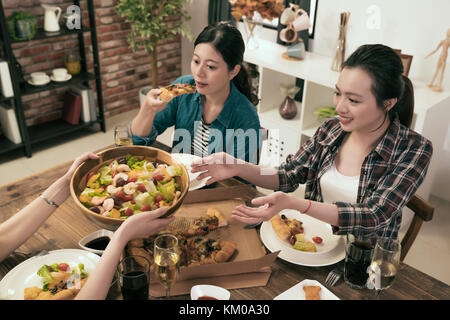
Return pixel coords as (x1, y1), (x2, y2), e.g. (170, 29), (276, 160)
(6, 11), (37, 41)
(115, 0), (192, 105)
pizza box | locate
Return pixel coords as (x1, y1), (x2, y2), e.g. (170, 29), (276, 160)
(126, 185), (280, 298)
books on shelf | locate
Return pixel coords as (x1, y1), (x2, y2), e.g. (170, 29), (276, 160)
(69, 84), (96, 123)
(0, 103), (22, 144)
(0, 60), (14, 98)
(62, 90), (82, 125)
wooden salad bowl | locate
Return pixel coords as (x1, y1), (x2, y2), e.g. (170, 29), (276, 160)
(70, 146), (190, 230)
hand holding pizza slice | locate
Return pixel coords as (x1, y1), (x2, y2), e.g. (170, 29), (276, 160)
(159, 83), (197, 102)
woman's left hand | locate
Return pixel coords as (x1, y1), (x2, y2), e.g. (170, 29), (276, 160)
(232, 191), (293, 224)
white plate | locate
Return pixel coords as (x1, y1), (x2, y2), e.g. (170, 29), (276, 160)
(260, 209), (345, 266)
(27, 76), (50, 86)
(274, 279), (340, 300)
(171, 153), (208, 191)
(0, 249), (100, 300)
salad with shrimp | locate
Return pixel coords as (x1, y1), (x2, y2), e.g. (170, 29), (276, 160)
(78, 154), (184, 219)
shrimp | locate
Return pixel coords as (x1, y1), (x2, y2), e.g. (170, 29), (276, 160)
(123, 182), (136, 195)
(102, 198), (114, 211)
(117, 164), (131, 172)
(91, 196), (107, 206)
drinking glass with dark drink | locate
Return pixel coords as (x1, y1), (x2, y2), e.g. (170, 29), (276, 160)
(367, 237), (401, 298)
(118, 255), (150, 300)
(343, 234), (373, 289)
(154, 234), (179, 298)
(114, 125), (132, 147)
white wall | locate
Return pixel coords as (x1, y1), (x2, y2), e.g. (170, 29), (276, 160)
(181, 0), (208, 75)
(312, 0), (450, 89)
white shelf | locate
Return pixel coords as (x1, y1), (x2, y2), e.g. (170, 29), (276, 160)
(258, 103), (302, 132)
(244, 39), (339, 89)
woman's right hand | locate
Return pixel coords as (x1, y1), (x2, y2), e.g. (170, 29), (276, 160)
(191, 152), (245, 185)
(117, 208), (175, 243)
(141, 88), (169, 114)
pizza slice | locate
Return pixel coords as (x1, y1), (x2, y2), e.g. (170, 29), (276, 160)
(159, 83), (197, 102)
(270, 213), (304, 245)
(176, 207), (228, 238)
(186, 237), (236, 266)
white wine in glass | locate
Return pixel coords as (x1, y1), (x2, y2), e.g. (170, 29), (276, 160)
(114, 125), (132, 147)
(368, 237), (401, 298)
(154, 234), (179, 298)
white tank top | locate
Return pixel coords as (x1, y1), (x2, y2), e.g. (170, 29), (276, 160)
(320, 160), (359, 204)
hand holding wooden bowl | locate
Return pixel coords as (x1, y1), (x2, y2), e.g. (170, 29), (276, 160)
(70, 146), (190, 230)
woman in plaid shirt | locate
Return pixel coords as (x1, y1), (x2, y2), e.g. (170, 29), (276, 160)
(191, 44), (433, 245)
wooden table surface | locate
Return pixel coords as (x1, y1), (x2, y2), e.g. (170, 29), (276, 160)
(1, 143), (449, 300)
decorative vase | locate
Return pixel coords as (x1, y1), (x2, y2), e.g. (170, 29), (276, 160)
(331, 12), (351, 72)
(279, 85), (301, 119)
(279, 96), (297, 119)
(242, 17), (261, 50)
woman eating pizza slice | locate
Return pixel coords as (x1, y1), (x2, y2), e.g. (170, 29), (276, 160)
(130, 22), (262, 164)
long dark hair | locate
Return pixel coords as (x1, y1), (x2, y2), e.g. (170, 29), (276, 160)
(341, 44), (414, 128)
(194, 22), (258, 106)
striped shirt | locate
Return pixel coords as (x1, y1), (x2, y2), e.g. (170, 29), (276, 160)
(192, 118), (211, 158)
(276, 115), (433, 246)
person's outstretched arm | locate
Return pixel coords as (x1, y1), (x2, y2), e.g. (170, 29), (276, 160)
(75, 208), (174, 300)
(191, 152), (280, 190)
(0, 152), (99, 262)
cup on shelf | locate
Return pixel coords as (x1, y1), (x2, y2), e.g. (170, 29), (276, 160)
(52, 68), (68, 81)
(30, 72), (48, 85)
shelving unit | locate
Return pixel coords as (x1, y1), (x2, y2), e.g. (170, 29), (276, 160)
(244, 37), (450, 201)
(0, 0), (105, 158)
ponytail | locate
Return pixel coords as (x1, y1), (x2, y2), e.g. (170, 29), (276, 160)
(392, 75), (414, 128)
(232, 64), (259, 106)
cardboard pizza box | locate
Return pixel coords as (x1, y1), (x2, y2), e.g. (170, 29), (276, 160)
(127, 185), (280, 298)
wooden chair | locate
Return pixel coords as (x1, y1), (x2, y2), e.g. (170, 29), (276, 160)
(393, 48), (413, 77)
(400, 194), (434, 262)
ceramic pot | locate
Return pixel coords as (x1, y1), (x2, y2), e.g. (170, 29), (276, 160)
(279, 96), (297, 119)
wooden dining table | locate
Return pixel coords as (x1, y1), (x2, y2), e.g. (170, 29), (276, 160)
(1, 142), (449, 301)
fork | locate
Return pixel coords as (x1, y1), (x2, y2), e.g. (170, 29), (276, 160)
(325, 268), (343, 286)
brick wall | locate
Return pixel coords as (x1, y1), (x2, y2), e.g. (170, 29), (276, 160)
(2, 0), (182, 126)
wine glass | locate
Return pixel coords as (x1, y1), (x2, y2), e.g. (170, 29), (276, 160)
(367, 237), (401, 298)
(154, 234), (180, 298)
(114, 125), (132, 147)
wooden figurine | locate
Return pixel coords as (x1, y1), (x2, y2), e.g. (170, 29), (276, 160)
(425, 29), (450, 92)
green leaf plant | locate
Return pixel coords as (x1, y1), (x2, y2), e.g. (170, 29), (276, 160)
(115, 0), (193, 88)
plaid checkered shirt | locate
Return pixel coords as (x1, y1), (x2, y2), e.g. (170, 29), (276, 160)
(276, 116), (433, 245)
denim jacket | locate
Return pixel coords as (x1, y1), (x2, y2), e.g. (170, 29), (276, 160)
(131, 75), (261, 163)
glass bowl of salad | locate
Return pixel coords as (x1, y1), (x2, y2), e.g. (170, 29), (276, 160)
(70, 146), (190, 230)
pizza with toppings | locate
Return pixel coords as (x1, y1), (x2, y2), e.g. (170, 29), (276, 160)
(127, 207), (237, 268)
(159, 83), (197, 102)
(270, 213), (304, 245)
(270, 213), (320, 252)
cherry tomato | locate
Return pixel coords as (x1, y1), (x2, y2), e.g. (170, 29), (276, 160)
(155, 194), (164, 203)
(153, 174), (164, 182)
(141, 205), (151, 212)
(124, 207), (134, 216)
(312, 236), (323, 244)
(58, 263), (69, 271)
(137, 184), (147, 192)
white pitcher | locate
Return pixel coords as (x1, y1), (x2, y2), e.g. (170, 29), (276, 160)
(42, 4), (61, 32)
